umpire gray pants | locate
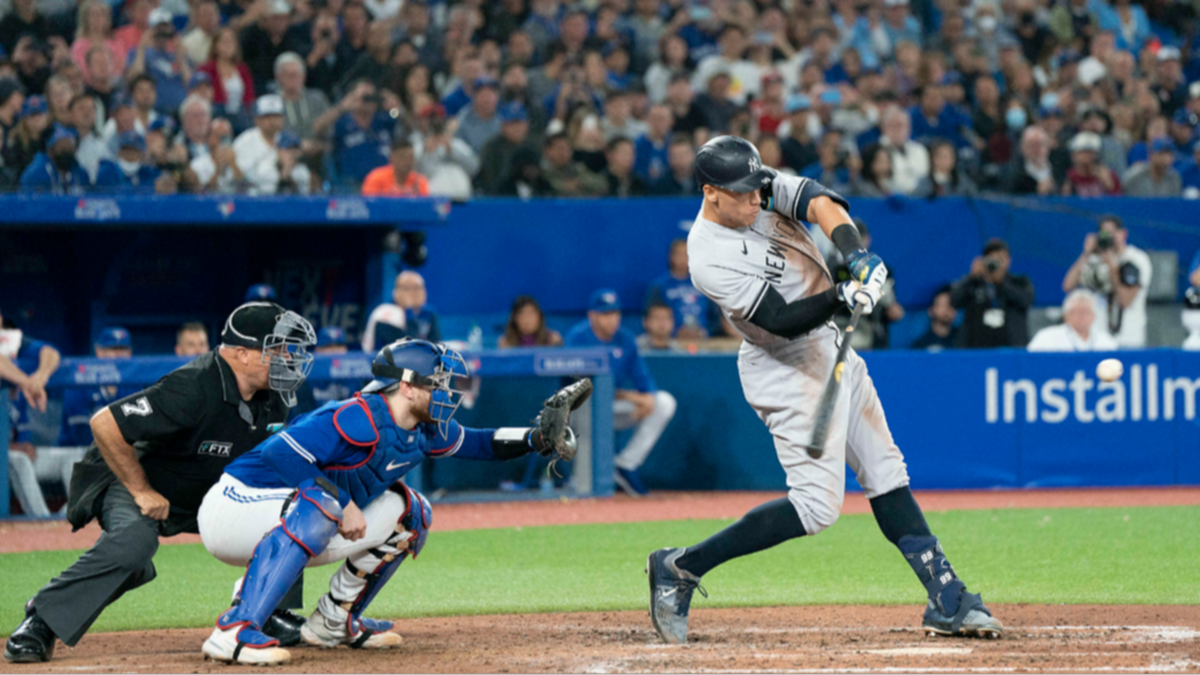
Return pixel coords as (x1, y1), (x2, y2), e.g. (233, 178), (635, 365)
(31, 482), (161, 647)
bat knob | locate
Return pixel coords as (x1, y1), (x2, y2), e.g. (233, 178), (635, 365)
(802, 445), (824, 459)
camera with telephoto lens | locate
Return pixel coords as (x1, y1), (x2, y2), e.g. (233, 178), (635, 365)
(1096, 230), (1115, 251)
(985, 257), (1000, 273)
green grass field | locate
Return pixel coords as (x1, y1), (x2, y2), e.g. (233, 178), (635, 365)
(2, 505), (1197, 637)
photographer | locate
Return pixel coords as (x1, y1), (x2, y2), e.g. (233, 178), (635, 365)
(1062, 215), (1152, 348)
(409, 103), (479, 199)
(950, 238), (1036, 348)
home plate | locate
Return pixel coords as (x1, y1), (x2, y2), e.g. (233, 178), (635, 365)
(859, 647), (975, 656)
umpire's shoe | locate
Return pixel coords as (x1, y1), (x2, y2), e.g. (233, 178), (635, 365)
(4, 600), (56, 663)
(922, 587), (1004, 639)
(263, 608), (305, 647)
(646, 548), (706, 645)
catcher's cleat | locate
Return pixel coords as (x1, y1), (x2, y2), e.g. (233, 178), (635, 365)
(202, 624), (291, 665)
(300, 599), (402, 649)
(4, 601), (55, 664)
(262, 608), (305, 647)
(922, 588), (1004, 639)
(646, 547), (706, 645)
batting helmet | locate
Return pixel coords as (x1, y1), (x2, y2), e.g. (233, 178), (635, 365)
(694, 135), (777, 192)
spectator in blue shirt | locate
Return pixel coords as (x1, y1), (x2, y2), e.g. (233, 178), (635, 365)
(633, 103), (672, 183)
(332, 80), (394, 188)
(1091, 0), (1150, 52)
(96, 131), (163, 192)
(676, 7), (724, 63)
(19, 125), (91, 194)
(646, 239), (716, 339)
(59, 327), (140, 447)
(909, 84), (971, 149)
(882, 0), (923, 53)
(1167, 109), (1196, 169)
(565, 288), (676, 496)
(125, 8), (192, 116)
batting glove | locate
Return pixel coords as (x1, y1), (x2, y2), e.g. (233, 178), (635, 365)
(836, 280), (882, 315)
(845, 249), (887, 285)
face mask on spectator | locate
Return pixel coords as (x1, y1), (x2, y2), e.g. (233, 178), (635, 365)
(51, 150), (74, 171)
(977, 15), (997, 32)
(118, 158), (142, 176)
(1006, 107), (1027, 130)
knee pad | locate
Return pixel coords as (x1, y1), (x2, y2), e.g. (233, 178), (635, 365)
(281, 484), (343, 558)
(394, 483), (432, 558)
(654, 391), (677, 420)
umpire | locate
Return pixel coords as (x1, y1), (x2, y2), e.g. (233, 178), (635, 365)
(4, 303), (317, 664)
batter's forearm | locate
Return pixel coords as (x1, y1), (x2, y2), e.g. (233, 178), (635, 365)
(750, 285), (841, 339)
(91, 408), (155, 495)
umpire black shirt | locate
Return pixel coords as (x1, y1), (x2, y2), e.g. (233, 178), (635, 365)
(71, 350), (289, 530)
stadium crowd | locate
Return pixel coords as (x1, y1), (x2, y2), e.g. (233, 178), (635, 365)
(1, 0), (1200, 196)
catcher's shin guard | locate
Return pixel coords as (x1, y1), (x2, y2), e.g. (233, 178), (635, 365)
(215, 485), (342, 638)
(303, 484), (430, 649)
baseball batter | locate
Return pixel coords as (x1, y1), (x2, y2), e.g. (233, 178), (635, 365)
(647, 136), (1002, 644)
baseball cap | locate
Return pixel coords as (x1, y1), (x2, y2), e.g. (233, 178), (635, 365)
(1150, 137), (1174, 153)
(588, 288), (621, 313)
(245, 283), (278, 301)
(267, 0), (292, 15)
(188, 71), (213, 89)
(255, 94), (284, 116)
(761, 71), (783, 86)
(473, 76), (500, 91)
(818, 89), (842, 106)
(95, 327), (131, 349)
(148, 116), (175, 134)
(1157, 46), (1182, 62)
(118, 130), (145, 152)
(785, 94), (811, 113)
(148, 7), (173, 27)
(316, 326), (347, 348)
(20, 95), (46, 117)
(418, 102), (447, 118)
(277, 130), (301, 149)
(498, 101), (528, 123)
(47, 124), (78, 149)
(221, 302), (290, 348)
(111, 91), (135, 111)
(1068, 131), (1101, 152)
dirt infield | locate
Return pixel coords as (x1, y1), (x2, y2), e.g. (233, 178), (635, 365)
(4, 486), (1199, 554)
(2, 605), (1198, 674)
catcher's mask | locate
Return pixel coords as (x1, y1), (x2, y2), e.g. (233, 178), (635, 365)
(221, 302), (317, 408)
(363, 338), (470, 436)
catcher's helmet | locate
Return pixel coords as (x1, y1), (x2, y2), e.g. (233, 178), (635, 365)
(362, 338), (470, 435)
(695, 135), (777, 192)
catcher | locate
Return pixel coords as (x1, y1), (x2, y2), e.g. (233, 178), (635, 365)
(195, 338), (590, 664)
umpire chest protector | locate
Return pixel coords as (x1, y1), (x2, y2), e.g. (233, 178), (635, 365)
(316, 393), (433, 509)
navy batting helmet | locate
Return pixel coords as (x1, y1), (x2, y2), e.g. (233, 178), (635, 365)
(362, 338), (470, 435)
(694, 135), (777, 192)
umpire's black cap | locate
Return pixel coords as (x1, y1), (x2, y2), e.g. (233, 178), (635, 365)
(221, 302), (289, 348)
(695, 135), (777, 193)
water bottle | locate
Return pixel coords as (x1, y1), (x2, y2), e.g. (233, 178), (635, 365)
(467, 323), (483, 352)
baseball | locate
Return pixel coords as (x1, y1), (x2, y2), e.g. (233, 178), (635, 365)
(1096, 358), (1124, 382)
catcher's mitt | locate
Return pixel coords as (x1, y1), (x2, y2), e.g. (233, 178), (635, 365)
(531, 378), (593, 462)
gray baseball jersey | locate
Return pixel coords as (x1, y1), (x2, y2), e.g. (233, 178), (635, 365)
(686, 173), (910, 535)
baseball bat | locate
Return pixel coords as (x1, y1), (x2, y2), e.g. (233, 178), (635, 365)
(802, 302), (866, 460)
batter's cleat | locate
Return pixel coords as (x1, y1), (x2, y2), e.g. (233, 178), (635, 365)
(646, 547), (706, 645)
(262, 608), (305, 647)
(615, 467), (649, 496)
(922, 588), (1004, 639)
(4, 601), (55, 664)
(202, 624), (291, 665)
(300, 606), (402, 649)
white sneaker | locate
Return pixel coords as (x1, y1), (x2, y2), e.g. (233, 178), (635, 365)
(300, 606), (401, 650)
(201, 625), (291, 665)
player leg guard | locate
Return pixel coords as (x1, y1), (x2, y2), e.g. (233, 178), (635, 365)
(897, 535), (964, 616)
(675, 497), (806, 578)
(303, 484), (430, 650)
(205, 486), (341, 664)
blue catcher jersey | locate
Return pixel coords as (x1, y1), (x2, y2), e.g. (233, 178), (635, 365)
(225, 393), (465, 509)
